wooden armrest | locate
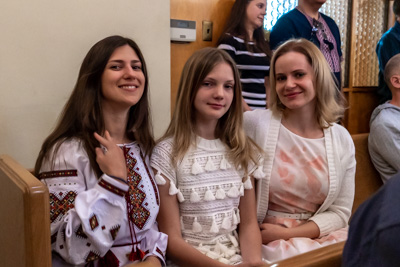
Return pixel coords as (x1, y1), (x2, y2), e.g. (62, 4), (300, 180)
(0, 155), (51, 267)
(266, 241), (345, 267)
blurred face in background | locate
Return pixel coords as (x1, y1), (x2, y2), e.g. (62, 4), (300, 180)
(245, 0), (267, 32)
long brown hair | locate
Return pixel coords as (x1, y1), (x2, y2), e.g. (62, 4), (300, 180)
(162, 47), (259, 174)
(35, 35), (154, 177)
(217, 0), (271, 56)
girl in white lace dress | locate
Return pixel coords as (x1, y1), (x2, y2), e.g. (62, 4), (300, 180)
(151, 48), (266, 267)
(244, 38), (356, 263)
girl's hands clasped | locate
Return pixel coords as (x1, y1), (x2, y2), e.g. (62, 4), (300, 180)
(94, 131), (127, 181)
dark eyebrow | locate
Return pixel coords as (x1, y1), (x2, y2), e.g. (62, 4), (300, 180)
(107, 59), (141, 64)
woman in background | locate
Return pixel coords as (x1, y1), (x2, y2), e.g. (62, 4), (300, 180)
(244, 38), (355, 262)
(217, 0), (271, 111)
(35, 36), (167, 267)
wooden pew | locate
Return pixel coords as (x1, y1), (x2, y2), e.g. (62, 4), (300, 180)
(351, 133), (382, 215)
(0, 155), (51, 267)
(265, 133), (382, 267)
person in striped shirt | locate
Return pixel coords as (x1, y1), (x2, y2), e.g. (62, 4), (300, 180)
(217, 0), (271, 111)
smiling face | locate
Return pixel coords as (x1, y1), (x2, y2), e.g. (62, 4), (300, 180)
(101, 44), (145, 110)
(194, 62), (235, 129)
(275, 51), (317, 113)
(245, 0), (267, 31)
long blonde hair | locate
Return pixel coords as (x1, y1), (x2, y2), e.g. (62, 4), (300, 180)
(162, 47), (259, 174)
(269, 38), (345, 127)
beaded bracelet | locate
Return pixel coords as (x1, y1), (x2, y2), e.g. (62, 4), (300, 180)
(108, 175), (128, 185)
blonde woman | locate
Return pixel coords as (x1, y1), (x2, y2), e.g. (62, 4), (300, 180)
(151, 48), (266, 266)
(244, 38), (355, 262)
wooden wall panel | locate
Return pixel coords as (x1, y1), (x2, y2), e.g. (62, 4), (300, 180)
(170, 0), (234, 113)
(343, 87), (380, 134)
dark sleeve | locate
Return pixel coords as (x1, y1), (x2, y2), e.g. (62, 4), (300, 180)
(269, 15), (296, 50)
(217, 35), (238, 62)
(376, 34), (398, 71)
(269, 10), (310, 50)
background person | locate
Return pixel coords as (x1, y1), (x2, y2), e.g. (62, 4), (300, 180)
(269, 0), (342, 88)
(342, 172), (400, 267)
(376, 0), (400, 104)
(368, 53), (400, 183)
(217, 0), (271, 111)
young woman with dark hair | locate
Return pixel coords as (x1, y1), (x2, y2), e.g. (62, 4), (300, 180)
(35, 35), (167, 267)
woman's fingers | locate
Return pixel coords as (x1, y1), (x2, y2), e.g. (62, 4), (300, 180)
(94, 131), (113, 153)
(94, 132), (106, 145)
(94, 131), (127, 180)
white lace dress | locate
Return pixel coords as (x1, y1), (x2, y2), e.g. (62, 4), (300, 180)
(151, 136), (262, 265)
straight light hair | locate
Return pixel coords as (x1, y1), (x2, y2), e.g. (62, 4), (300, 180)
(269, 38), (345, 128)
(162, 47), (259, 175)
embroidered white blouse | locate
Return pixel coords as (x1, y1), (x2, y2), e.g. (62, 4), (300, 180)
(39, 138), (167, 266)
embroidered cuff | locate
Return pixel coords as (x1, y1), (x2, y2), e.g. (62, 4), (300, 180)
(96, 174), (129, 198)
(143, 246), (166, 267)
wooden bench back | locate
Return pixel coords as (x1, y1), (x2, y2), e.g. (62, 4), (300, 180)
(0, 155), (51, 267)
(351, 133), (383, 215)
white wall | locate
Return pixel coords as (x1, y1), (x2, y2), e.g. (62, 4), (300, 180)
(0, 0), (171, 168)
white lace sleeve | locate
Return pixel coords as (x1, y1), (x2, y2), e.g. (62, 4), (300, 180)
(150, 138), (177, 185)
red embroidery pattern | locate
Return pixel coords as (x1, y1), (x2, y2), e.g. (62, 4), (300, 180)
(140, 151), (160, 206)
(98, 179), (126, 197)
(75, 225), (88, 239)
(50, 191), (77, 223)
(39, 169), (78, 179)
(85, 250), (100, 262)
(110, 225), (121, 241)
(89, 214), (99, 231)
(124, 147), (150, 230)
(156, 247), (164, 256)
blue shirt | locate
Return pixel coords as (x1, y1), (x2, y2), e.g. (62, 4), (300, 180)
(376, 21), (400, 103)
(342, 172), (400, 267)
(270, 8), (342, 87)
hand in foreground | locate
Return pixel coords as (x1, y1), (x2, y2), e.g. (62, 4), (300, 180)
(124, 256), (161, 267)
(94, 131), (127, 181)
(260, 223), (288, 244)
(236, 261), (268, 267)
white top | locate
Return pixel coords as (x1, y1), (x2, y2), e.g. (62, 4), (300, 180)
(151, 136), (256, 264)
(39, 139), (167, 266)
(244, 109), (356, 237)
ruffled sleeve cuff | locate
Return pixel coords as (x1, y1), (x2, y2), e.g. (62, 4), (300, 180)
(142, 230), (168, 266)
